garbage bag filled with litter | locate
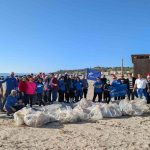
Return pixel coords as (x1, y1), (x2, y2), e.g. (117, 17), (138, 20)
(14, 98), (150, 127)
(100, 103), (122, 118)
(119, 98), (150, 116)
(14, 99), (102, 127)
(14, 108), (34, 126)
(24, 112), (50, 127)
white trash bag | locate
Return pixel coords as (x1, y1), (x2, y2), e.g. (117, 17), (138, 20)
(14, 108), (34, 126)
(57, 106), (78, 123)
(73, 106), (90, 122)
(88, 104), (103, 121)
(100, 103), (122, 118)
(24, 111), (50, 127)
(75, 99), (92, 109)
(119, 98), (150, 116)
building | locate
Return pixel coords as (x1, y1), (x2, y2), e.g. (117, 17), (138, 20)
(131, 54), (150, 77)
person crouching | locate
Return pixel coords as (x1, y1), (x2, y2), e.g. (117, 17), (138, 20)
(4, 90), (24, 116)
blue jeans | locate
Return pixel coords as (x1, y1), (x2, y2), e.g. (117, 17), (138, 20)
(137, 88), (148, 99)
(52, 90), (58, 102)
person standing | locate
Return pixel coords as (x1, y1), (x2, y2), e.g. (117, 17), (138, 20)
(74, 77), (83, 102)
(64, 74), (70, 103)
(26, 76), (36, 107)
(146, 75), (150, 104)
(1, 72), (18, 97)
(36, 78), (45, 106)
(126, 73), (136, 100)
(117, 75), (127, 100)
(101, 75), (107, 85)
(50, 73), (59, 102)
(18, 76), (27, 105)
(103, 80), (111, 104)
(0, 80), (3, 111)
(101, 75), (107, 101)
(134, 74), (149, 101)
(1, 72), (18, 108)
(93, 77), (103, 102)
(43, 76), (49, 103)
(58, 76), (66, 102)
(111, 75), (121, 100)
(43, 76), (52, 104)
(68, 75), (75, 102)
(82, 75), (88, 99)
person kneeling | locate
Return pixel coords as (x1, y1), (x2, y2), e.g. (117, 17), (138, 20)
(4, 90), (24, 116)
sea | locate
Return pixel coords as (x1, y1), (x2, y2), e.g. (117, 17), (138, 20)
(0, 73), (28, 78)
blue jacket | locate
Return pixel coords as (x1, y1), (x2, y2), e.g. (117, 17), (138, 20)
(36, 82), (44, 94)
(59, 80), (66, 92)
(5, 95), (18, 112)
(1, 77), (18, 91)
(111, 80), (121, 87)
(94, 81), (102, 93)
(74, 81), (82, 91)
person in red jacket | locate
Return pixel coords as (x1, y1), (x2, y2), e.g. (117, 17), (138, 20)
(26, 76), (36, 107)
(18, 76), (27, 105)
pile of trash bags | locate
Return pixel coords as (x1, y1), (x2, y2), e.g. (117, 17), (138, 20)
(14, 98), (150, 127)
(119, 99), (150, 116)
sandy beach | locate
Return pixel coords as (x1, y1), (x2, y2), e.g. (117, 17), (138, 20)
(0, 81), (150, 150)
(0, 115), (150, 150)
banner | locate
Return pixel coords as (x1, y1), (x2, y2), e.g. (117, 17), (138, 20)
(109, 84), (127, 98)
(87, 69), (101, 81)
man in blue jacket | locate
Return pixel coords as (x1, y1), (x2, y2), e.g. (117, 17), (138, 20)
(1, 72), (18, 97)
(93, 77), (103, 102)
(1, 72), (18, 109)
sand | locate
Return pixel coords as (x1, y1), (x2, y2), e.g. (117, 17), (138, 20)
(0, 81), (150, 150)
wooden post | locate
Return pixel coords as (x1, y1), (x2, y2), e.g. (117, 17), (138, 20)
(121, 58), (124, 75)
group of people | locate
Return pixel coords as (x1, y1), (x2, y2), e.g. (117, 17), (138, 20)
(0, 72), (89, 115)
(90, 73), (149, 104)
(0, 72), (150, 115)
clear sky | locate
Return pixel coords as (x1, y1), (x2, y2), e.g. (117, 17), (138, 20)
(0, 0), (150, 73)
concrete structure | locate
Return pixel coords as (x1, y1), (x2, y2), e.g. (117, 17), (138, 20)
(131, 54), (150, 77)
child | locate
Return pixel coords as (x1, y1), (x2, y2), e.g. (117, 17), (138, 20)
(93, 77), (103, 102)
(36, 78), (45, 106)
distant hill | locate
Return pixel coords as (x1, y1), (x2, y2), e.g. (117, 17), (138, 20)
(55, 66), (133, 74)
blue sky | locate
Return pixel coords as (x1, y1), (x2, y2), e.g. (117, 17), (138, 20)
(0, 0), (150, 73)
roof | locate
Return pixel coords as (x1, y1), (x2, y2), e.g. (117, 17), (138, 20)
(131, 54), (150, 63)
